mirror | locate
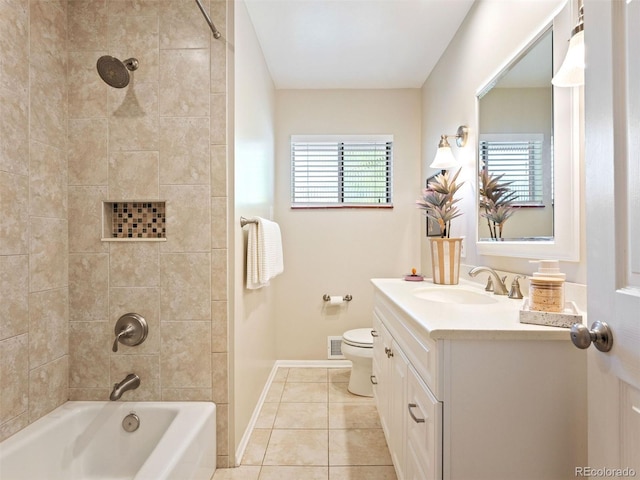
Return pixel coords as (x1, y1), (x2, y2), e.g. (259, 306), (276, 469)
(475, 3), (581, 261)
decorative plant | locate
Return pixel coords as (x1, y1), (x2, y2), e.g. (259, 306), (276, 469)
(416, 169), (464, 238)
(478, 168), (518, 240)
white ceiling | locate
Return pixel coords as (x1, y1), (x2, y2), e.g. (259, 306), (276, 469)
(244, 0), (475, 89)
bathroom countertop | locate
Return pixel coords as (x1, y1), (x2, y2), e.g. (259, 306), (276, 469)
(371, 278), (583, 341)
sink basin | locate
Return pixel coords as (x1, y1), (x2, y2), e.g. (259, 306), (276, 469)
(412, 286), (498, 305)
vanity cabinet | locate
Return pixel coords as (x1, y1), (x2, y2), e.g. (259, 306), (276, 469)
(371, 279), (586, 480)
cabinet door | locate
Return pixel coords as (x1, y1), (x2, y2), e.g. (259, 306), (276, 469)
(405, 364), (442, 480)
(372, 313), (392, 435)
(389, 340), (409, 480)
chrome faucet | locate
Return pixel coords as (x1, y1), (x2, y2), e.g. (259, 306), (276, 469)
(110, 373), (140, 401)
(468, 266), (509, 295)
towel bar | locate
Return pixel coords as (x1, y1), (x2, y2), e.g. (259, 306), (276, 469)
(240, 217), (258, 227)
(323, 294), (353, 302)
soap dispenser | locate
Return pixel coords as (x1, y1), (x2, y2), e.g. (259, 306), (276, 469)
(529, 260), (566, 313)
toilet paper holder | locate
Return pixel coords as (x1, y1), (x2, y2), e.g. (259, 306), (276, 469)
(323, 294), (353, 302)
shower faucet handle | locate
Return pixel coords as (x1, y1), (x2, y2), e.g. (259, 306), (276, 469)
(112, 313), (148, 353)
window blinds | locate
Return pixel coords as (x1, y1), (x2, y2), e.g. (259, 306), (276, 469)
(479, 134), (545, 205)
(291, 135), (393, 207)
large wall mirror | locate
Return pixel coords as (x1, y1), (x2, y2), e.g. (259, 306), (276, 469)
(475, 3), (581, 261)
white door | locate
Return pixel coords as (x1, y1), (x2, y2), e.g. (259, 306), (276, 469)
(584, 0), (640, 474)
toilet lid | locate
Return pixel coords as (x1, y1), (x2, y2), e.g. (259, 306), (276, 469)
(342, 328), (374, 348)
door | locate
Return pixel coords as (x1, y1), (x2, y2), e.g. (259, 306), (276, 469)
(585, 0), (640, 473)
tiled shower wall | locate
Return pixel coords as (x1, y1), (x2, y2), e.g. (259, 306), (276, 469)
(1, 0), (231, 467)
(1, 0), (70, 440)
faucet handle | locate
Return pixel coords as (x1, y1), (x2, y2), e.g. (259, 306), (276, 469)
(508, 276), (524, 299)
(484, 276), (494, 292)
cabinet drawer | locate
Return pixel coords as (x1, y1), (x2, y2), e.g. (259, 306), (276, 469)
(374, 294), (441, 398)
(406, 364), (442, 480)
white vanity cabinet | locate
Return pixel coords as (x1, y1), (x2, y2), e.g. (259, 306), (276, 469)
(371, 279), (587, 480)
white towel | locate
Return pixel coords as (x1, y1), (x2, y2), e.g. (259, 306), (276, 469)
(246, 217), (284, 289)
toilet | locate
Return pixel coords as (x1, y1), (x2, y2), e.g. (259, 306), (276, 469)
(341, 328), (374, 397)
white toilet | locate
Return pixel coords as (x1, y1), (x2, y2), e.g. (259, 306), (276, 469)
(341, 328), (374, 397)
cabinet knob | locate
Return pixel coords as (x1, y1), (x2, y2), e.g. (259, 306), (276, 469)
(408, 403), (425, 423)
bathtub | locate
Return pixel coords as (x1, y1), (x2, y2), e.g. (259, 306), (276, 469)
(0, 401), (216, 480)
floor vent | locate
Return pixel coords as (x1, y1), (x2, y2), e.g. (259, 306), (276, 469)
(327, 336), (345, 359)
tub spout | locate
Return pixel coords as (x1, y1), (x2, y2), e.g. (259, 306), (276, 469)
(110, 373), (140, 401)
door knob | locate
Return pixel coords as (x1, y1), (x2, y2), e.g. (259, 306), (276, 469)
(570, 321), (613, 352)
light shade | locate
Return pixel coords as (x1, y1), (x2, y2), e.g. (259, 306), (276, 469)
(552, 16), (584, 87)
(430, 136), (458, 169)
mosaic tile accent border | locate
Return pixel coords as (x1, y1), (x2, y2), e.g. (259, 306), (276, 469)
(104, 201), (166, 239)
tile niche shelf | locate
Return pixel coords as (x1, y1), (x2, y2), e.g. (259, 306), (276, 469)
(101, 201), (167, 242)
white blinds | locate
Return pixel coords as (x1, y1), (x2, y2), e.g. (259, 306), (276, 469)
(479, 133), (545, 205)
(291, 135), (393, 207)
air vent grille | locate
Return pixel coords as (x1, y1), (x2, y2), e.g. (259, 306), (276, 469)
(327, 336), (345, 359)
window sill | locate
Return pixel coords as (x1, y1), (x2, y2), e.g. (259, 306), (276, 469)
(291, 204), (393, 210)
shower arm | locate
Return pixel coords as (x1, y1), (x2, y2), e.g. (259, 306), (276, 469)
(194, 0), (222, 39)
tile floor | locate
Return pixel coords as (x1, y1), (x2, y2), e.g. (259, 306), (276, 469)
(212, 367), (398, 480)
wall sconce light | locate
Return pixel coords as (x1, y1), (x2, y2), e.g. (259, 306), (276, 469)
(429, 125), (469, 170)
(552, 0), (584, 87)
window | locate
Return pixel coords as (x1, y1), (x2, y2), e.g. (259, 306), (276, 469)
(479, 133), (545, 205)
(291, 135), (393, 207)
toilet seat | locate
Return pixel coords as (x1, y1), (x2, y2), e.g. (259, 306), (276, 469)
(342, 328), (373, 348)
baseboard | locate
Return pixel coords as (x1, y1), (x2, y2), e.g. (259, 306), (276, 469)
(234, 359), (352, 466)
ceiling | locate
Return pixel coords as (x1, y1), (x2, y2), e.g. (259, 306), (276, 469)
(243, 0), (475, 89)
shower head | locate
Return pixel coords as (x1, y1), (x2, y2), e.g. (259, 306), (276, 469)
(96, 56), (139, 88)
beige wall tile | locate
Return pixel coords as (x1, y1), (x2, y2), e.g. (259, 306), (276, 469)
(28, 355), (68, 423)
(69, 253), (108, 322)
(210, 34), (226, 94)
(108, 151), (159, 199)
(68, 119), (109, 186)
(211, 352), (228, 403)
(211, 196), (227, 249)
(108, 82), (159, 151)
(29, 288), (69, 369)
(68, 187), (109, 253)
(69, 388), (110, 401)
(160, 253), (211, 320)
(161, 321), (211, 388)
(159, 0), (210, 49)
(30, 0), (67, 56)
(216, 402), (229, 455)
(109, 286), (160, 354)
(210, 94), (226, 144)
(159, 117), (210, 185)
(109, 242), (159, 287)
(68, 50), (109, 119)
(0, 255), (29, 340)
(108, 0), (159, 17)
(0, 334), (29, 424)
(69, 322), (110, 388)
(210, 145), (227, 196)
(160, 185), (211, 253)
(161, 388), (212, 401)
(211, 248), (227, 301)
(159, 49), (210, 117)
(110, 354), (160, 401)
(108, 14), (158, 84)
(0, 413), (29, 443)
(68, 0), (108, 51)
(29, 217), (68, 292)
(30, 141), (67, 218)
(0, 88), (29, 176)
(0, 172), (29, 255)
(211, 300), (227, 352)
(29, 55), (67, 149)
(0, 0), (29, 96)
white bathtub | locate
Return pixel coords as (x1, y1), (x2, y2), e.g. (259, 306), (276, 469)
(0, 401), (216, 480)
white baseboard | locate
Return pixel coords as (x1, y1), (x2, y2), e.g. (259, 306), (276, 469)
(234, 359), (352, 466)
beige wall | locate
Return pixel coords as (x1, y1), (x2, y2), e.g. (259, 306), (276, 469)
(420, 0), (587, 283)
(231, 0), (278, 463)
(274, 89), (422, 360)
(1, 0), (69, 441)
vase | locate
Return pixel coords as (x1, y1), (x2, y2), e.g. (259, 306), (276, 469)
(429, 237), (462, 285)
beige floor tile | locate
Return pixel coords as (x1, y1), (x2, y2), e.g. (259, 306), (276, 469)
(328, 382), (375, 404)
(258, 466), (328, 480)
(329, 403), (381, 429)
(281, 382), (328, 403)
(274, 402), (328, 429)
(328, 368), (351, 384)
(329, 466), (397, 480)
(329, 429), (392, 466)
(264, 382), (285, 403)
(255, 402), (278, 429)
(263, 429), (328, 466)
(212, 466), (261, 480)
(286, 367), (328, 383)
(273, 367), (289, 382)
(242, 429), (271, 465)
